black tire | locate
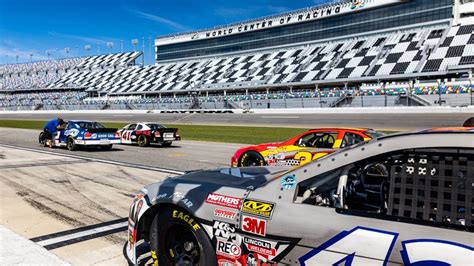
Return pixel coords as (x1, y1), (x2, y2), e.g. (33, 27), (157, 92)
(67, 137), (77, 151)
(101, 144), (113, 151)
(38, 132), (47, 147)
(238, 150), (266, 167)
(149, 208), (216, 266)
(137, 135), (150, 147)
(162, 141), (172, 147)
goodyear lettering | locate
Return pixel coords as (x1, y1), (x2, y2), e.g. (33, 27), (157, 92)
(172, 210), (201, 231)
(241, 199), (275, 219)
(151, 250), (159, 266)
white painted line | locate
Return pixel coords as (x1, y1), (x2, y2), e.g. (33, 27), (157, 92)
(36, 221), (128, 247)
(0, 143), (185, 175)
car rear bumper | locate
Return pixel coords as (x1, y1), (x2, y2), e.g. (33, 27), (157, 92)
(74, 139), (121, 145)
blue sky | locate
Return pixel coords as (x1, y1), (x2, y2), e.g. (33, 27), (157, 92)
(0, 0), (330, 65)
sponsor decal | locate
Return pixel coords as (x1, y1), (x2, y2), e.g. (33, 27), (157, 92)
(206, 193), (242, 209)
(213, 221), (242, 244)
(281, 174), (297, 190)
(241, 199), (275, 219)
(241, 215), (266, 237)
(156, 192), (193, 208)
(218, 258), (237, 266)
(217, 240), (242, 259)
(351, 0), (366, 9)
(246, 253), (258, 266)
(214, 208), (237, 220)
(244, 237), (276, 256)
(171, 210), (201, 231)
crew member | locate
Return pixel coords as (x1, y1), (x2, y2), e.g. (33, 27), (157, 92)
(43, 117), (65, 148)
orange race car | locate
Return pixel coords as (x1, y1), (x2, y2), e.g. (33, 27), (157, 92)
(231, 128), (384, 167)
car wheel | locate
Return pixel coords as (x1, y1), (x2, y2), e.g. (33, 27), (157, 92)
(38, 132), (47, 147)
(137, 135), (150, 147)
(239, 151), (265, 167)
(67, 137), (77, 151)
(162, 141), (172, 147)
(149, 208), (216, 266)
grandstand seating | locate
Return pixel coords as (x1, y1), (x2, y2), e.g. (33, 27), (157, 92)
(0, 22), (472, 110)
(42, 24), (473, 96)
(0, 52), (141, 92)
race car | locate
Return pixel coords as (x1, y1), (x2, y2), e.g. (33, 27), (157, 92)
(231, 128), (384, 167)
(118, 122), (181, 147)
(125, 128), (473, 265)
(39, 120), (120, 151)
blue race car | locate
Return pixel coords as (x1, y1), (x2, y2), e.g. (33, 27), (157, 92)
(39, 120), (120, 151)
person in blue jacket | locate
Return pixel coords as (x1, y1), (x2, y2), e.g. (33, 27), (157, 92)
(43, 117), (65, 148)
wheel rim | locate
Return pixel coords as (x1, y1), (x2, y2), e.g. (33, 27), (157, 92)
(164, 224), (200, 265)
(138, 136), (145, 145)
(67, 139), (73, 149)
(242, 154), (263, 166)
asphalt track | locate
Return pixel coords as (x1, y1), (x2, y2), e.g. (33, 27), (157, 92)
(2, 112), (473, 130)
(0, 128), (240, 171)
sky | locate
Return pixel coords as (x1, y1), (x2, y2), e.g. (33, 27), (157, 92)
(0, 0), (331, 65)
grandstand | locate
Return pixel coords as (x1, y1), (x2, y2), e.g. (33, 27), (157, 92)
(0, 0), (473, 110)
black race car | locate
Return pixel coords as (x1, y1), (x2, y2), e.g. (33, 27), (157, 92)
(118, 122), (180, 147)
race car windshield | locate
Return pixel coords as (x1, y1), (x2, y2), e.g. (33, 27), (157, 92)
(76, 122), (106, 129)
(146, 124), (166, 130)
(364, 130), (385, 139)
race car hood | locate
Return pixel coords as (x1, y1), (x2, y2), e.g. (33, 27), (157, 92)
(162, 166), (290, 190)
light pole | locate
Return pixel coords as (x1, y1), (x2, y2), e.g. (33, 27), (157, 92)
(131, 39), (139, 52)
(15, 54), (19, 64)
(46, 50), (51, 59)
(85, 44), (91, 55)
(107, 42), (114, 52)
(64, 47), (70, 58)
(142, 36), (145, 65)
(148, 36), (152, 65)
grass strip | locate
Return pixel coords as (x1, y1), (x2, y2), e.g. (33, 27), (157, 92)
(0, 120), (308, 144)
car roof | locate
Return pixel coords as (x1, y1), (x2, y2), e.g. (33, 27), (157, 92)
(69, 120), (97, 123)
(307, 128), (371, 132)
(377, 127), (474, 141)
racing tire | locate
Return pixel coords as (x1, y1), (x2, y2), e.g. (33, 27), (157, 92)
(162, 141), (172, 147)
(149, 208), (216, 266)
(238, 150), (266, 167)
(137, 135), (150, 147)
(67, 137), (77, 151)
(38, 132), (47, 147)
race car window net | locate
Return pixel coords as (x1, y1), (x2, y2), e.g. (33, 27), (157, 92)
(77, 122), (105, 129)
(295, 148), (473, 230)
(387, 149), (473, 229)
(146, 124), (166, 130)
